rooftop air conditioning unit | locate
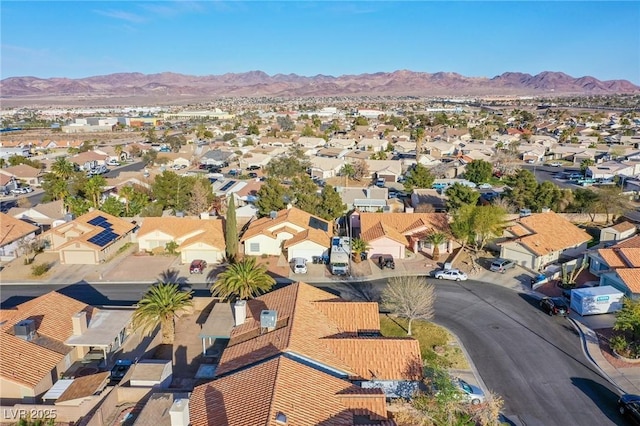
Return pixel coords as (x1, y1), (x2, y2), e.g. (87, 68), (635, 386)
(260, 310), (277, 330)
(14, 319), (36, 341)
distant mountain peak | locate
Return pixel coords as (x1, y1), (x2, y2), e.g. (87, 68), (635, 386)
(1, 69), (637, 101)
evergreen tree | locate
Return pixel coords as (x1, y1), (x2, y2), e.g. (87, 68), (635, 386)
(503, 169), (538, 209)
(256, 177), (288, 217)
(317, 184), (346, 220)
(291, 175), (320, 214)
(225, 196), (238, 261)
(404, 164), (435, 192)
(445, 183), (480, 211)
(464, 159), (493, 184)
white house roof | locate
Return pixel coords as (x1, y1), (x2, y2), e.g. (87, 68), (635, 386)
(65, 310), (133, 347)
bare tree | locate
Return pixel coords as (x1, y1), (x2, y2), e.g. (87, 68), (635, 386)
(382, 276), (435, 336)
(352, 159), (370, 181)
(472, 391), (505, 426)
(188, 179), (212, 215)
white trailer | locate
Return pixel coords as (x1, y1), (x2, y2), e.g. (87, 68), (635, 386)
(570, 286), (624, 316)
(330, 236), (351, 275)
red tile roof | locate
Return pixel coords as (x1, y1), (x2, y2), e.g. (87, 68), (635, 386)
(508, 211), (591, 256)
(190, 355), (388, 426)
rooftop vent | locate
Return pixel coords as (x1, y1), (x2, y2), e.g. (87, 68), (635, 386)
(14, 319), (36, 341)
(260, 310), (277, 330)
(269, 211), (277, 219)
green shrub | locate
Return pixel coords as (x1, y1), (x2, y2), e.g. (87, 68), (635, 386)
(31, 262), (50, 276)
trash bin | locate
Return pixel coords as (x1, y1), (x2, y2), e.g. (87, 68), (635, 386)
(361, 252), (368, 261)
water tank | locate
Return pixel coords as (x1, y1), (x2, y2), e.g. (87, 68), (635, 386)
(260, 310), (278, 329)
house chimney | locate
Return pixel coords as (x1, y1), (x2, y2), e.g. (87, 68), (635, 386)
(72, 311), (88, 336)
(233, 300), (247, 326)
(169, 398), (190, 426)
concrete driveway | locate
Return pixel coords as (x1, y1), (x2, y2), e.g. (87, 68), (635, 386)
(102, 253), (181, 282)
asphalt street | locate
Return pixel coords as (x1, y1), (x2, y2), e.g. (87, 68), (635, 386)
(0, 278), (627, 425)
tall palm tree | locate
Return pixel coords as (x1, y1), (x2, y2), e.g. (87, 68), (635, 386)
(51, 157), (75, 180)
(351, 238), (370, 263)
(426, 232), (447, 261)
(210, 257), (275, 301)
(84, 175), (106, 208)
(114, 144), (124, 160)
(119, 185), (136, 216)
(132, 283), (193, 344)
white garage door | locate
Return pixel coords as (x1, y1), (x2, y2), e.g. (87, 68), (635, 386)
(183, 250), (222, 264)
(63, 250), (96, 265)
(288, 248), (323, 262)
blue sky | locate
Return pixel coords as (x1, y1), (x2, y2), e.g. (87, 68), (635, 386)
(2, 1), (639, 84)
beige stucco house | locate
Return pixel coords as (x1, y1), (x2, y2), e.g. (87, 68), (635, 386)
(47, 210), (136, 265)
(240, 207), (333, 261)
(136, 216), (226, 264)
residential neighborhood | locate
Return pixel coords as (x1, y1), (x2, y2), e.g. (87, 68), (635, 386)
(1, 98), (640, 425)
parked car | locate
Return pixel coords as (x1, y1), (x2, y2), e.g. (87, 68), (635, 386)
(478, 183), (492, 189)
(248, 172), (258, 179)
(107, 159), (119, 166)
(618, 394), (640, 424)
(490, 258), (516, 273)
(292, 257), (308, 274)
(189, 259), (207, 274)
(110, 359), (133, 384)
(434, 269), (468, 281)
(454, 378), (485, 405)
(247, 165), (261, 171)
(548, 162), (562, 167)
(10, 188), (24, 195)
(377, 254), (395, 270)
(539, 297), (570, 316)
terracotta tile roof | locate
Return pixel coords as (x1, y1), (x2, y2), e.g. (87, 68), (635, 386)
(611, 221), (637, 233)
(138, 217), (225, 250)
(511, 211), (591, 256)
(216, 282), (423, 385)
(54, 210), (136, 250)
(0, 174), (15, 185)
(0, 292), (96, 388)
(359, 212), (449, 245)
(56, 372), (109, 403)
(311, 301), (380, 334)
(191, 355), (389, 426)
(617, 269), (640, 293)
(216, 283), (353, 376)
(0, 213), (39, 246)
(614, 235), (640, 249)
(240, 207), (333, 243)
(361, 221), (407, 245)
(283, 227), (332, 249)
(598, 249), (628, 268)
(2, 164), (42, 178)
(325, 338), (422, 380)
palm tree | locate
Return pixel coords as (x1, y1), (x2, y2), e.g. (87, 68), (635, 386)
(119, 185), (136, 216)
(211, 257), (275, 301)
(51, 157), (75, 180)
(84, 175), (106, 208)
(351, 238), (370, 263)
(132, 283), (193, 344)
(426, 232), (447, 261)
(114, 144), (124, 160)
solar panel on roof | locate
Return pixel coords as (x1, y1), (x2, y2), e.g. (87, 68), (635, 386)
(88, 216), (108, 226)
(220, 180), (236, 191)
(88, 229), (120, 247)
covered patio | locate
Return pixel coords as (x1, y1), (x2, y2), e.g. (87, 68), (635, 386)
(65, 309), (134, 365)
(199, 302), (234, 360)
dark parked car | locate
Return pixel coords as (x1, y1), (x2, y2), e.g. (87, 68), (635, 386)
(248, 172), (258, 178)
(490, 258), (516, 273)
(189, 259), (207, 274)
(110, 359), (133, 384)
(619, 394), (640, 424)
(539, 297), (570, 316)
(247, 165), (261, 171)
(378, 254), (395, 270)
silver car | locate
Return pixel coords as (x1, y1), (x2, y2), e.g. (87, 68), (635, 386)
(490, 258), (516, 273)
(434, 269), (468, 281)
(455, 378), (485, 405)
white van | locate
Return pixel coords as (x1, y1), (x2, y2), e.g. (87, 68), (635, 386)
(292, 257), (308, 274)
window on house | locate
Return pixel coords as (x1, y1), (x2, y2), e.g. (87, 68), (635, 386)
(250, 243), (260, 252)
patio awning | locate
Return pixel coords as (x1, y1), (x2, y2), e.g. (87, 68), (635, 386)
(65, 309), (133, 347)
(200, 303), (234, 339)
(42, 379), (74, 401)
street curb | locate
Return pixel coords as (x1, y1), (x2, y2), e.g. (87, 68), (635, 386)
(569, 318), (624, 394)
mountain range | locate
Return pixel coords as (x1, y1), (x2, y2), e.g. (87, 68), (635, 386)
(1, 70), (638, 101)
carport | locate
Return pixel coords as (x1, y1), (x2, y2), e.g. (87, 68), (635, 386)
(199, 303), (234, 359)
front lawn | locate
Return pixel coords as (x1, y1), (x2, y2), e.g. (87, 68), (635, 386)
(380, 314), (469, 369)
